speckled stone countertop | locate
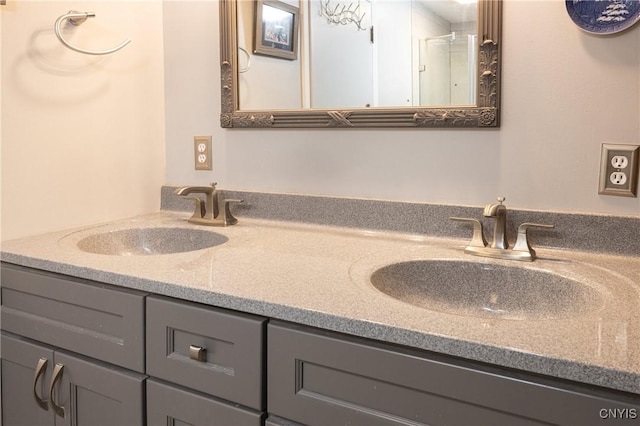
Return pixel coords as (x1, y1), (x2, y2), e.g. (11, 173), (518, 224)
(1, 211), (639, 394)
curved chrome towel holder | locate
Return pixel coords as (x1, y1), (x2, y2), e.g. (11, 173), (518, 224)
(55, 10), (131, 55)
(238, 47), (251, 73)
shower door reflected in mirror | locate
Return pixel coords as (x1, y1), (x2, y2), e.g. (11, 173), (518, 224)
(419, 32), (477, 106)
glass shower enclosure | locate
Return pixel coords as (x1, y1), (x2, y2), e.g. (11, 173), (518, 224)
(418, 32), (477, 106)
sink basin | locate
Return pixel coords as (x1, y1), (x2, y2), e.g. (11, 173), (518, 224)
(76, 227), (228, 256)
(369, 260), (603, 320)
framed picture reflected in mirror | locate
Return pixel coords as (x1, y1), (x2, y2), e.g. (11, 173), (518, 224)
(254, 0), (299, 60)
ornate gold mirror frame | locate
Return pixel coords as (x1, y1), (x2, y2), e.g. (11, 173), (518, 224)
(220, 0), (501, 128)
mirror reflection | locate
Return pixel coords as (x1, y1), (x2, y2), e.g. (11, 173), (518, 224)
(221, 0), (500, 128)
(237, 0), (478, 110)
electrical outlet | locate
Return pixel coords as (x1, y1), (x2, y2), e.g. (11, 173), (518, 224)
(598, 143), (639, 197)
(194, 136), (212, 170)
(611, 156), (629, 169)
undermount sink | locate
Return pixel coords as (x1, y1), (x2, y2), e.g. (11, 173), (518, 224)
(76, 227), (228, 256)
(369, 260), (604, 320)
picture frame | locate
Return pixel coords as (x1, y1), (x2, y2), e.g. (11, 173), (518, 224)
(254, 0), (299, 60)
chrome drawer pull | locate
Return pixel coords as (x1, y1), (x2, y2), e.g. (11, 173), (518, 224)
(189, 345), (207, 362)
(49, 363), (65, 418)
(33, 358), (49, 410)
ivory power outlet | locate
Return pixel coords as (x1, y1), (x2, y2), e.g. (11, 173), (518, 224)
(598, 143), (639, 197)
(194, 136), (212, 170)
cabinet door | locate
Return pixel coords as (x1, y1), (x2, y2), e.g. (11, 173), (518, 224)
(1, 333), (55, 426)
(147, 379), (264, 426)
(51, 352), (146, 426)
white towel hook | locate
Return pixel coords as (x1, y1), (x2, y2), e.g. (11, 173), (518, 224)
(55, 10), (131, 55)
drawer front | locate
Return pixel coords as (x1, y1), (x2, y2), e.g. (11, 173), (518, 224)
(268, 322), (640, 426)
(265, 415), (305, 426)
(147, 379), (263, 426)
(0, 264), (146, 373)
(146, 296), (266, 410)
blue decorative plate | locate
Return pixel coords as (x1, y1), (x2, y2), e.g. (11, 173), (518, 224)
(566, 0), (640, 34)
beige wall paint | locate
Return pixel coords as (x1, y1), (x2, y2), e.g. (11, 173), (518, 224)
(165, 0), (640, 216)
(1, 1), (166, 241)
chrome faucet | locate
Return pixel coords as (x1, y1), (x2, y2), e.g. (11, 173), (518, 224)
(451, 197), (554, 261)
(174, 182), (243, 226)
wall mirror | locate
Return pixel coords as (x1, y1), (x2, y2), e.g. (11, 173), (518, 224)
(220, 0), (501, 128)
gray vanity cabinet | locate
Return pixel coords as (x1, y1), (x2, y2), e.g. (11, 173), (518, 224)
(1, 333), (145, 426)
(0, 263), (147, 426)
(3, 263), (639, 426)
(145, 295), (266, 425)
(268, 321), (640, 426)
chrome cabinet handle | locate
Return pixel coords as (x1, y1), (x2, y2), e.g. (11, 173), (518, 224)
(189, 345), (207, 362)
(33, 358), (49, 410)
(49, 363), (66, 418)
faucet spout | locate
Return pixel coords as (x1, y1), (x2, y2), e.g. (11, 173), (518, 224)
(173, 183), (219, 220)
(483, 196), (508, 249)
(174, 186), (211, 196)
(483, 201), (506, 217)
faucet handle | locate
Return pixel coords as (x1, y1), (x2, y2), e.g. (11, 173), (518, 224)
(185, 197), (206, 220)
(497, 196), (506, 204)
(512, 223), (554, 258)
(450, 217), (487, 248)
(220, 199), (244, 226)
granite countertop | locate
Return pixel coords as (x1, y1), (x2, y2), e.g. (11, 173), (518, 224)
(1, 211), (639, 394)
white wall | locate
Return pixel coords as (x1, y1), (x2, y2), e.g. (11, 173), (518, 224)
(165, 0), (640, 216)
(1, 1), (166, 241)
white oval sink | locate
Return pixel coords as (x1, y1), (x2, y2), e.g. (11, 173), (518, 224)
(370, 260), (604, 320)
(77, 227), (228, 256)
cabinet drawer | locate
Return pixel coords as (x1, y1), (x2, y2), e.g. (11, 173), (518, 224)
(146, 296), (266, 410)
(147, 379), (263, 426)
(268, 322), (640, 426)
(0, 264), (146, 373)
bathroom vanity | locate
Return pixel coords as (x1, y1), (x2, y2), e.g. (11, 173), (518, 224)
(1, 201), (639, 425)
